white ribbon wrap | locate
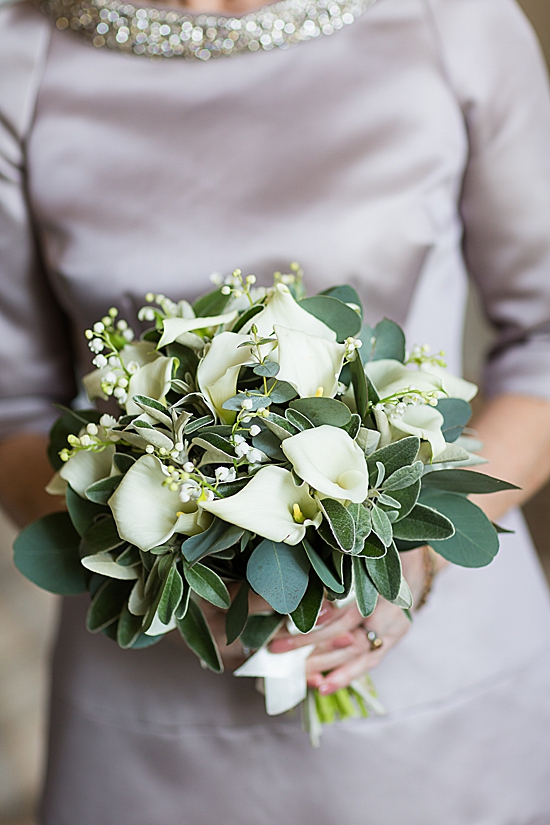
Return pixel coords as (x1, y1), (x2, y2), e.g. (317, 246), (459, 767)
(234, 644), (315, 715)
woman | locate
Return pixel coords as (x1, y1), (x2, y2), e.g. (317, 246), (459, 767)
(1, 0), (550, 821)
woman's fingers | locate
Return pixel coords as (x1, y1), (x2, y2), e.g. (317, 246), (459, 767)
(269, 602), (363, 652)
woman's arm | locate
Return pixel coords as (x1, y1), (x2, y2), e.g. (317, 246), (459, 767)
(0, 434), (61, 528)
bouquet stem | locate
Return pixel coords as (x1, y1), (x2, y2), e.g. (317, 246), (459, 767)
(303, 675), (385, 747)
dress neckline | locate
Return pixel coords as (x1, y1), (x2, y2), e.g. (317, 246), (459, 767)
(37, 0), (380, 59)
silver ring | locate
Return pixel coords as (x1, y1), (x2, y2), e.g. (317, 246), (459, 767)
(364, 628), (383, 650)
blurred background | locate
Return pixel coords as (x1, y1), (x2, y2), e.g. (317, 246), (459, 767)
(1, 3), (550, 824)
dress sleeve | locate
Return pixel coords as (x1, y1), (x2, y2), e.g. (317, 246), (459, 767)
(427, 0), (550, 400)
(0, 4), (76, 441)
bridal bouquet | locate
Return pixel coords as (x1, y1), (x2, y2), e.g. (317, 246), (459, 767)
(14, 266), (515, 743)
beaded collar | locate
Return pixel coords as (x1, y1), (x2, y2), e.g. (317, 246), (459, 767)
(38, 0), (379, 59)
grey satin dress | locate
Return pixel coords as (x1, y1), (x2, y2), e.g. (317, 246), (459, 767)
(2, 0), (550, 822)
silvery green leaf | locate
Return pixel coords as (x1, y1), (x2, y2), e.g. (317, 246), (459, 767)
(157, 566), (184, 624)
(184, 415), (215, 435)
(352, 556), (378, 618)
(386, 510), (400, 522)
(184, 562), (231, 609)
(390, 576), (413, 609)
(377, 493), (401, 509)
(81, 551), (139, 580)
(265, 413), (298, 440)
(420, 491), (499, 568)
(247, 539), (310, 614)
(132, 422), (174, 450)
(422, 469), (519, 495)
(365, 542), (401, 601)
(177, 599), (223, 673)
(318, 498), (356, 554)
(356, 427), (381, 456)
(375, 461), (385, 488)
(383, 461), (424, 491)
(371, 505), (393, 548)
(132, 395), (173, 428)
(86, 579), (133, 633)
(222, 393), (269, 412)
(285, 408), (314, 431)
(174, 410), (192, 439)
(367, 437), (420, 480)
(302, 539), (344, 593)
(392, 503), (455, 541)
(253, 361), (280, 378)
(290, 574), (324, 633)
(225, 580), (250, 645)
(117, 603), (143, 649)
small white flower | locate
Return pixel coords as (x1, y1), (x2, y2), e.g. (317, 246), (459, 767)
(175, 442), (184, 451)
(235, 441), (250, 458)
(92, 354), (108, 368)
(86, 423), (99, 436)
(105, 371), (117, 384)
(116, 320), (128, 331)
(93, 321), (105, 334)
(241, 398), (254, 410)
(234, 434), (245, 444)
(79, 434), (93, 447)
(249, 424), (261, 437)
(209, 272), (223, 286)
(247, 448), (263, 464)
(117, 377), (129, 388)
(122, 328), (135, 342)
(145, 445), (155, 454)
(90, 338), (104, 353)
(221, 285), (232, 295)
(183, 461), (195, 473)
(99, 414), (117, 428)
(201, 489), (215, 502)
(215, 466), (231, 482)
(108, 356), (120, 367)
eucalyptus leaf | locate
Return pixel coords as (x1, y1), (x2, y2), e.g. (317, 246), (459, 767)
(247, 539), (310, 614)
(299, 295), (361, 342)
(251, 427), (285, 460)
(181, 518), (244, 563)
(352, 557), (378, 617)
(291, 574), (324, 633)
(240, 613), (283, 649)
(222, 394), (269, 413)
(360, 318), (406, 363)
(289, 397), (351, 428)
(422, 469), (519, 495)
(184, 562), (231, 608)
(192, 286), (232, 318)
(113, 453), (136, 473)
(421, 490), (500, 567)
(436, 398), (472, 443)
(13, 511), (87, 595)
(225, 580), (250, 645)
(86, 579), (132, 633)
(85, 474), (122, 504)
(266, 380), (298, 404)
(342, 413), (361, 439)
(253, 361), (280, 378)
(302, 539), (344, 593)
(177, 599), (223, 672)
(66, 484), (109, 537)
(81, 515), (124, 555)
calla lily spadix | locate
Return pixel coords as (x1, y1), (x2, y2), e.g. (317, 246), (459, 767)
(274, 325), (346, 399)
(109, 454), (206, 551)
(197, 331), (254, 422)
(282, 425), (368, 503)
(200, 465), (321, 545)
(158, 311), (238, 348)
(245, 283), (336, 341)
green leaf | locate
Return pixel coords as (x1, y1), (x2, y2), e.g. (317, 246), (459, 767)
(176, 581), (191, 620)
(265, 413), (298, 440)
(289, 397), (351, 428)
(368, 437), (420, 480)
(117, 602), (144, 649)
(436, 398), (472, 443)
(81, 515), (124, 555)
(392, 503), (455, 541)
(420, 490), (500, 567)
(48, 408), (102, 471)
(247, 539), (310, 614)
(318, 499), (356, 553)
(253, 361), (279, 378)
(115, 545), (141, 567)
(192, 286), (232, 318)
(181, 518), (244, 564)
(85, 474), (122, 504)
(130, 632), (164, 649)
(13, 511), (87, 595)
(177, 599), (223, 672)
(266, 380), (298, 404)
(86, 579), (132, 632)
(225, 580), (249, 645)
(342, 413), (361, 439)
(352, 557), (378, 617)
(66, 484), (109, 537)
(360, 534), (387, 559)
(365, 542), (402, 600)
(240, 613), (283, 649)
(113, 453), (135, 473)
(370, 504), (394, 548)
(320, 284), (363, 320)
(422, 469), (519, 495)
(360, 318), (406, 363)
(291, 573), (324, 632)
(184, 415), (215, 435)
(131, 395), (173, 427)
(302, 539), (345, 593)
(251, 427), (285, 461)
(349, 352), (368, 422)
(231, 303), (264, 333)
(347, 502), (372, 554)
(157, 565), (184, 624)
(184, 562), (231, 608)
(299, 295), (361, 342)
(285, 408), (314, 431)
(383, 461), (424, 491)
(389, 479), (421, 520)
(221, 393), (268, 413)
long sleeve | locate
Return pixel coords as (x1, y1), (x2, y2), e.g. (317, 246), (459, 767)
(0, 5), (76, 440)
(428, 0), (550, 400)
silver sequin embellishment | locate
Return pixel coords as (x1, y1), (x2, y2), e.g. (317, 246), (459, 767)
(39, 0), (380, 59)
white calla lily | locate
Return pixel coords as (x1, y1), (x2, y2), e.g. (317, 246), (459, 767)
(108, 455), (203, 551)
(126, 355), (176, 415)
(389, 404), (446, 458)
(419, 364), (478, 402)
(282, 425), (368, 503)
(246, 283), (336, 341)
(200, 466), (321, 545)
(59, 445), (115, 498)
(83, 342), (160, 402)
(197, 332), (253, 422)
(365, 359), (443, 400)
(158, 311), (238, 348)
(274, 325), (346, 399)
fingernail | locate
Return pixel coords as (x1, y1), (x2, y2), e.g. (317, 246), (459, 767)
(333, 634), (353, 649)
(318, 683), (335, 695)
(308, 675), (323, 688)
(315, 605), (333, 625)
(269, 640), (294, 653)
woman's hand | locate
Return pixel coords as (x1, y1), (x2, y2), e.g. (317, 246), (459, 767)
(268, 546), (434, 694)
